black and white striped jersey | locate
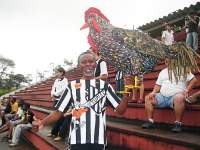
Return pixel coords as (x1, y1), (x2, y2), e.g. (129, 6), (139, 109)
(56, 79), (121, 145)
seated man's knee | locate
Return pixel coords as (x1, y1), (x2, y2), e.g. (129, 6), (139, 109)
(173, 93), (185, 103)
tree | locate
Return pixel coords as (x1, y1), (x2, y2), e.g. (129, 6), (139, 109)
(0, 55), (15, 88)
(0, 55), (15, 79)
(5, 73), (30, 89)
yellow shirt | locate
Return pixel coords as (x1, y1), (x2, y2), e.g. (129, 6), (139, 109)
(11, 102), (18, 113)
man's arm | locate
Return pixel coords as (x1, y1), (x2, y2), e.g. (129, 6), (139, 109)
(95, 74), (108, 81)
(148, 84), (161, 99)
(32, 110), (63, 130)
(185, 77), (197, 95)
(40, 110), (63, 127)
(115, 94), (129, 115)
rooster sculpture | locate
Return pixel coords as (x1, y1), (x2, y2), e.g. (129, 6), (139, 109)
(81, 7), (199, 81)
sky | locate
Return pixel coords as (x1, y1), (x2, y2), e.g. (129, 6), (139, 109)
(0, 0), (199, 82)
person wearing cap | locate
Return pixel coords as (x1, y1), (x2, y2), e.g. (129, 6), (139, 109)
(48, 67), (70, 141)
(51, 67), (68, 107)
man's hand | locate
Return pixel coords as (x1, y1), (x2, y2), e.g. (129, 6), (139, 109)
(148, 92), (157, 105)
(52, 97), (55, 101)
(32, 119), (44, 132)
(148, 92), (156, 100)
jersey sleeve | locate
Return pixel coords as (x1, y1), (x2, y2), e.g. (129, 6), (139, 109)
(106, 83), (121, 109)
(55, 86), (72, 112)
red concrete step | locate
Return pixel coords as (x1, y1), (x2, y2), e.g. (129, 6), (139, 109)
(27, 106), (128, 150)
(106, 119), (200, 150)
(31, 105), (52, 119)
(23, 126), (66, 150)
(15, 93), (51, 100)
(27, 99), (53, 108)
(107, 102), (200, 127)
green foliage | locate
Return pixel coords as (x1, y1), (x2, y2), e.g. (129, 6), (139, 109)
(0, 55), (32, 96)
(0, 88), (16, 96)
(0, 55), (15, 79)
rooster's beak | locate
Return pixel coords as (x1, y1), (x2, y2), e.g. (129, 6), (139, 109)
(80, 23), (88, 30)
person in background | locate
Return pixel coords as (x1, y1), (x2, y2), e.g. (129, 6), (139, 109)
(9, 103), (37, 147)
(0, 99), (11, 126)
(161, 22), (175, 46)
(51, 67), (68, 107)
(142, 58), (197, 133)
(0, 99), (24, 135)
(90, 48), (108, 81)
(185, 10), (199, 52)
(48, 67), (69, 141)
(33, 51), (129, 150)
(0, 97), (19, 127)
(115, 70), (124, 98)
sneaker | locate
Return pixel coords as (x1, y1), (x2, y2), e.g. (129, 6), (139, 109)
(171, 122), (182, 133)
(47, 133), (52, 137)
(185, 96), (192, 104)
(142, 121), (155, 129)
(9, 143), (18, 147)
(54, 136), (62, 141)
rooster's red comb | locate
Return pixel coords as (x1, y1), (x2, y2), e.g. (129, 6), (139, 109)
(85, 7), (110, 22)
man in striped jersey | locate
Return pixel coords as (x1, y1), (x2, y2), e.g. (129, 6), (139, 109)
(33, 51), (128, 150)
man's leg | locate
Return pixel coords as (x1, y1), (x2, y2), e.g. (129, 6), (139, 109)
(186, 33), (192, 49)
(145, 95), (154, 119)
(11, 123), (32, 145)
(58, 115), (72, 139)
(142, 95), (155, 128)
(131, 88), (137, 101)
(172, 93), (185, 132)
(51, 116), (64, 136)
(138, 84), (144, 103)
(173, 93), (185, 122)
(192, 32), (198, 51)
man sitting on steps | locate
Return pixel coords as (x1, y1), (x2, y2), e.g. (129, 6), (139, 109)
(142, 58), (197, 133)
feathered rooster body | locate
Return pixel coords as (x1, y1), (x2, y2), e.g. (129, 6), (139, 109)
(81, 7), (199, 79)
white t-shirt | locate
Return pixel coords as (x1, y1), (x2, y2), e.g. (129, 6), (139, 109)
(156, 68), (194, 97)
(51, 77), (68, 100)
(162, 30), (174, 46)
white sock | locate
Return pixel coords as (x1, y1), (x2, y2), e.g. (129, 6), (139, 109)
(175, 121), (182, 125)
(148, 118), (154, 123)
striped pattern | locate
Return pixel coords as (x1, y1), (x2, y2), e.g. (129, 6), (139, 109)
(56, 79), (121, 145)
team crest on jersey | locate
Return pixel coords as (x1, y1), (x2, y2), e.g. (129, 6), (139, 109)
(74, 83), (81, 89)
(72, 108), (88, 119)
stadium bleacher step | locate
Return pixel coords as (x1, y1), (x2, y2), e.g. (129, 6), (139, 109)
(106, 118), (200, 150)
